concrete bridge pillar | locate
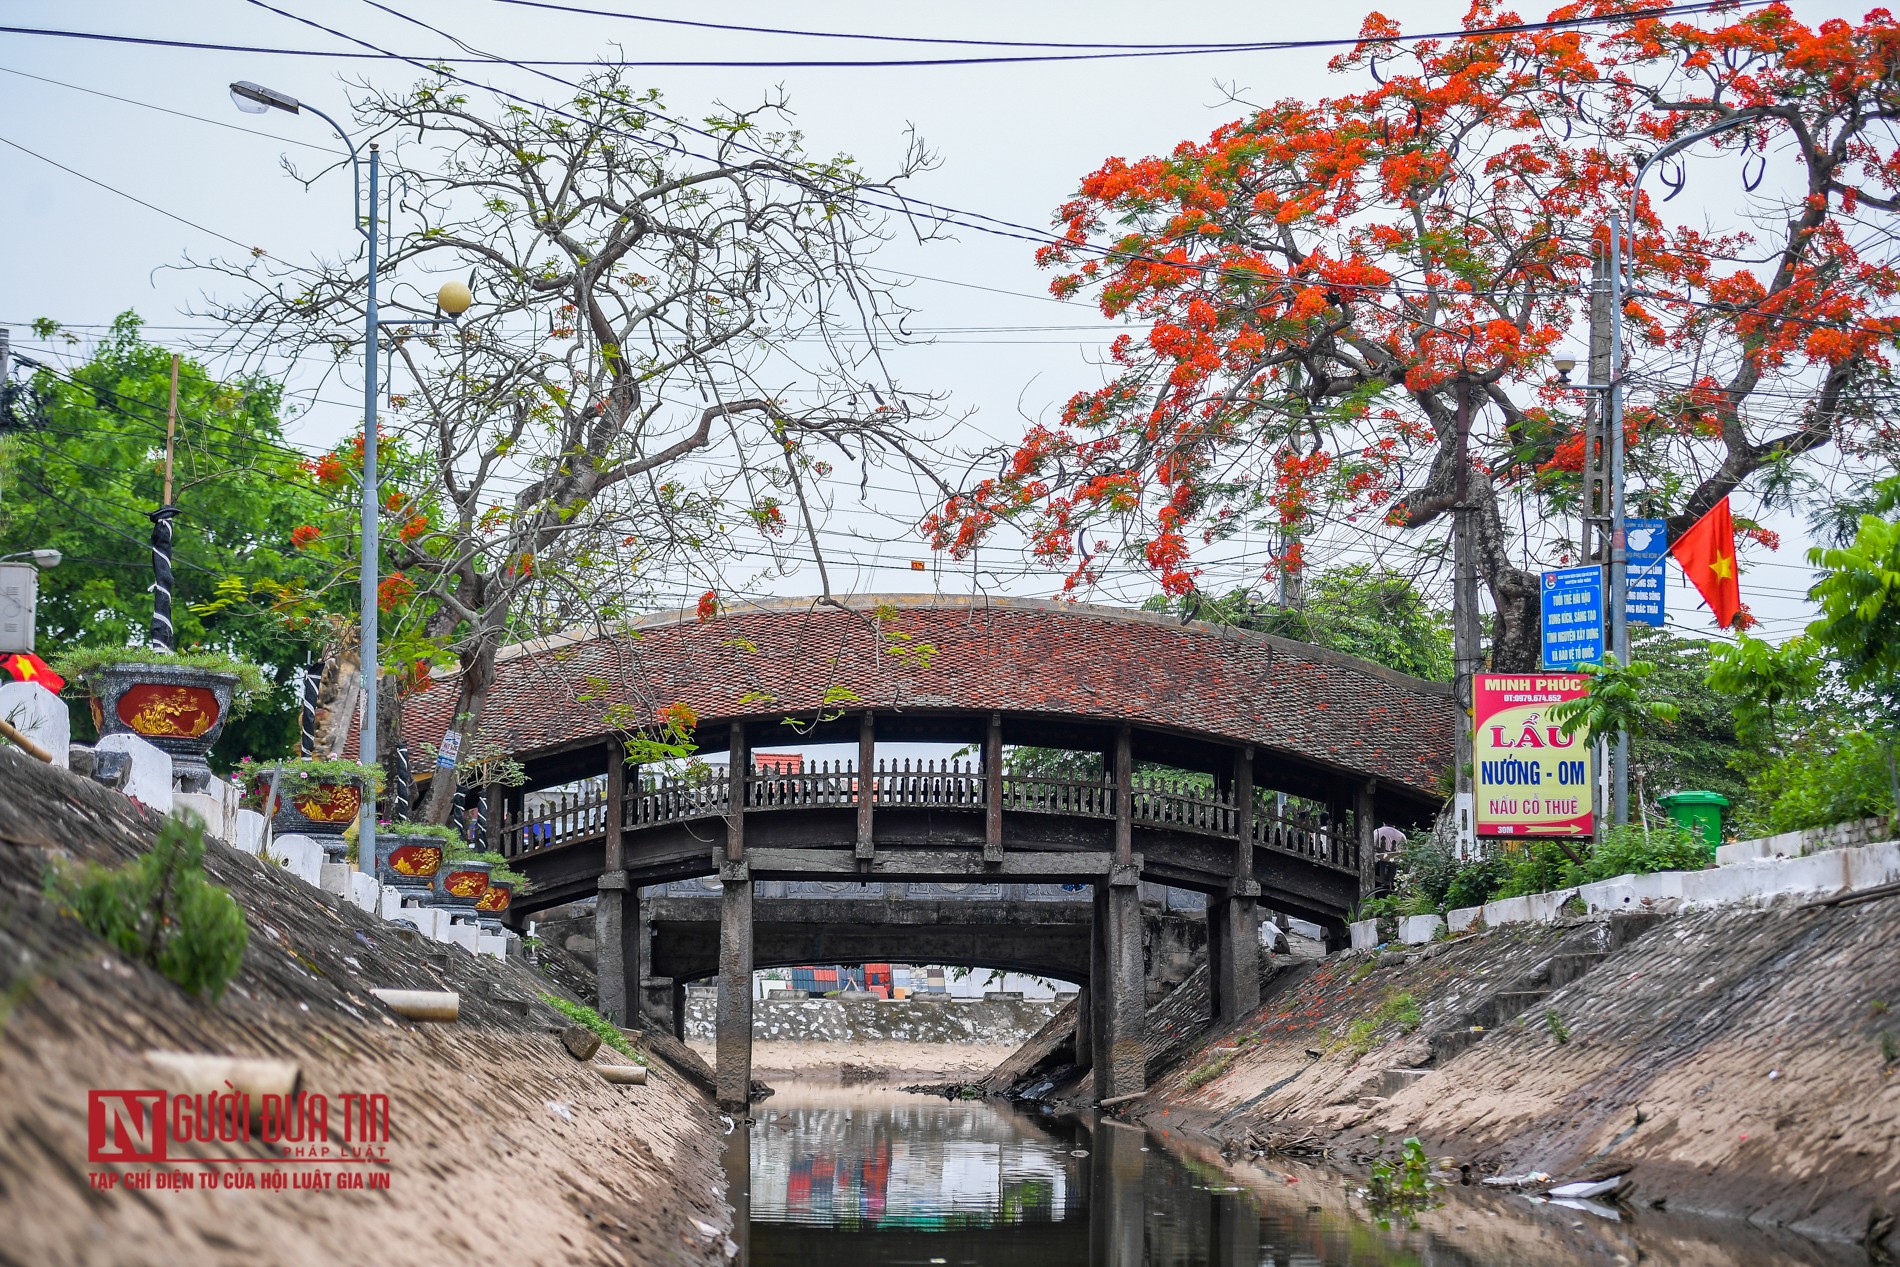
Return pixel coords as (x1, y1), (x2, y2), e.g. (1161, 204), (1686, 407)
(594, 738), (630, 1023)
(1092, 875), (1146, 1100)
(714, 862), (753, 1110)
(1210, 744), (1261, 1024)
(1209, 885), (1261, 1023)
(595, 872), (629, 1022)
(1072, 985), (1093, 1072)
(715, 722), (753, 1113)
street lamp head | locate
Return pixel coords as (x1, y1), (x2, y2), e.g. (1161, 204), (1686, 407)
(229, 81), (300, 116)
(0, 549), (60, 569)
(1552, 355), (1578, 384)
(436, 280), (474, 317)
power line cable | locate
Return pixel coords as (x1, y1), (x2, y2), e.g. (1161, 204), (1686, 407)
(0, 4), (1761, 69)
(0, 64), (346, 155)
(0, 134), (287, 261)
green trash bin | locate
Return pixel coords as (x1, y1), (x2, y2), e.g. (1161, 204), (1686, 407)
(1658, 790), (1730, 846)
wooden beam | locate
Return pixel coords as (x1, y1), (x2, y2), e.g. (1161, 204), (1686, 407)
(984, 711), (1004, 864)
(855, 711), (875, 862)
(746, 848), (1132, 880)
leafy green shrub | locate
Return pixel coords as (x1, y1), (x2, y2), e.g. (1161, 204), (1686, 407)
(46, 814), (248, 999)
(1735, 730), (1895, 836)
(541, 993), (643, 1061)
(1492, 840), (1580, 900)
(1580, 824), (1711, 880)
(1442, 853), (1510, 911)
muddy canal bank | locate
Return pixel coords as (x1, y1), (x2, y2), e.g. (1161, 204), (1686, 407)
(1104, 902), (1900, 1256)
(0, 750), (733, 1266)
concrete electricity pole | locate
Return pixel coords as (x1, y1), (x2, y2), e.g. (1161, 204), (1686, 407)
(1451, 380), (1481, 854)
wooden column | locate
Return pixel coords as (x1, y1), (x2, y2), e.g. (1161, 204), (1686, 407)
(1232, 746), (1255, 884)
(855, 711), (875, 863)
(1113, 724), (1133, 866)
(1356, 778), (1378, 894)
(595, 737), (629, 1024)
(983, 711), (1004, 864)
(715, 721), (753, 1111)
(727, 721), (748, 863)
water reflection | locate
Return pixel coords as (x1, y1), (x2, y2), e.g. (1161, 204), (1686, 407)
(725, 1083), (1861, 1267)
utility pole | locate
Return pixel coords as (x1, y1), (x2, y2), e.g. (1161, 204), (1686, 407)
(1607, 217), (1631, 826)
(1451, 380), (1481, 856)
(1580, 249), (1614, 834)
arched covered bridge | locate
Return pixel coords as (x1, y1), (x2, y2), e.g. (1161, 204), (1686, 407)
(399, 595), (1456, 1107)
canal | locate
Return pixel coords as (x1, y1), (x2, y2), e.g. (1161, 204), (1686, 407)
(722, 1083), (1863, 1266)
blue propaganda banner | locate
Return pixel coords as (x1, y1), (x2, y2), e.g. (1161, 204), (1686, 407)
(1541, 566), (1604, 670)
(1625, 518), (1667, 627)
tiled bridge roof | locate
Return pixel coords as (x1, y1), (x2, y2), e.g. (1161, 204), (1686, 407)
(399, 594), (1457, 802)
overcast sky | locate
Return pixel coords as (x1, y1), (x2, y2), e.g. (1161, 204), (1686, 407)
(0, 0), (1866, 643)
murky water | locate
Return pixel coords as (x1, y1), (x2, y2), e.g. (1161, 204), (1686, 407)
(723, 1083), (1860, 1267)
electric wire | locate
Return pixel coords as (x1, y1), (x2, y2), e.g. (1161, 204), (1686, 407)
(0, 4), (1762, 69)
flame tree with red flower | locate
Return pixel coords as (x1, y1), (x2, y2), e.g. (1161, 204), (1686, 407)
(930, 3), (1900, 670)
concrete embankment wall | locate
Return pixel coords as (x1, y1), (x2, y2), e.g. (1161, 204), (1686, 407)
(1127, 898), (1900, 1251)
(683, 989), (1062, 1044)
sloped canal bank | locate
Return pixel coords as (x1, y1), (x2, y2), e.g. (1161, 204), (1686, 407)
(722, 1079), (1856, 1265)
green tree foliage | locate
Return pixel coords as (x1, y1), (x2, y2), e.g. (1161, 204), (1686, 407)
(45, 813), (249, 1000)
(1630, 628), (1774, 808)
(1150, 564), (1453, 680)
(1703, 632), (1822, 748)
(0, 315), (332, 765)
(1702, 501), (1900, 834)
(1548, 653), (1680, 750)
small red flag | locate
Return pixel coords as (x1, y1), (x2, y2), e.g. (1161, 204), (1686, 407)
(2, 651), (64, 694)
(1670, 496), (1742, 628)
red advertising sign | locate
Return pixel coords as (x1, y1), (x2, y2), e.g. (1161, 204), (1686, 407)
(1473, 673), (1594, 837)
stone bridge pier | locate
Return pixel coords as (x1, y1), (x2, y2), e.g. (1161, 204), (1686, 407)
(584, 878), (1216, 1110)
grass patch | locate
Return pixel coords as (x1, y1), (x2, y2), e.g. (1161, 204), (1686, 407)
(1348, 960), (1377, 984)
(1343, 992), (1422, 1057)
(1183, 1051), (1236, 1089)
(541, 994), (642, 1062)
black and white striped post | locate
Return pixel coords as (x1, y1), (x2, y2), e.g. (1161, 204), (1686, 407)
(299, 663), (320, 757)
(391, 745), (412, 821)
(147, 506), (178, 653)
(148, 355), (181, 653)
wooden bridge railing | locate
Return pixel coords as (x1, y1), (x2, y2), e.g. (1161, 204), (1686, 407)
(497, 757), (1362, 874)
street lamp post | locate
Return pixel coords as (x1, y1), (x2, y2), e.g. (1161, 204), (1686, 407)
(231, 81), (472, 873)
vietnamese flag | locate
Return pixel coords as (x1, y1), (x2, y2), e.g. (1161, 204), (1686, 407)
(1670, 496), (1742, 627)
(2, 651), (64, 694)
